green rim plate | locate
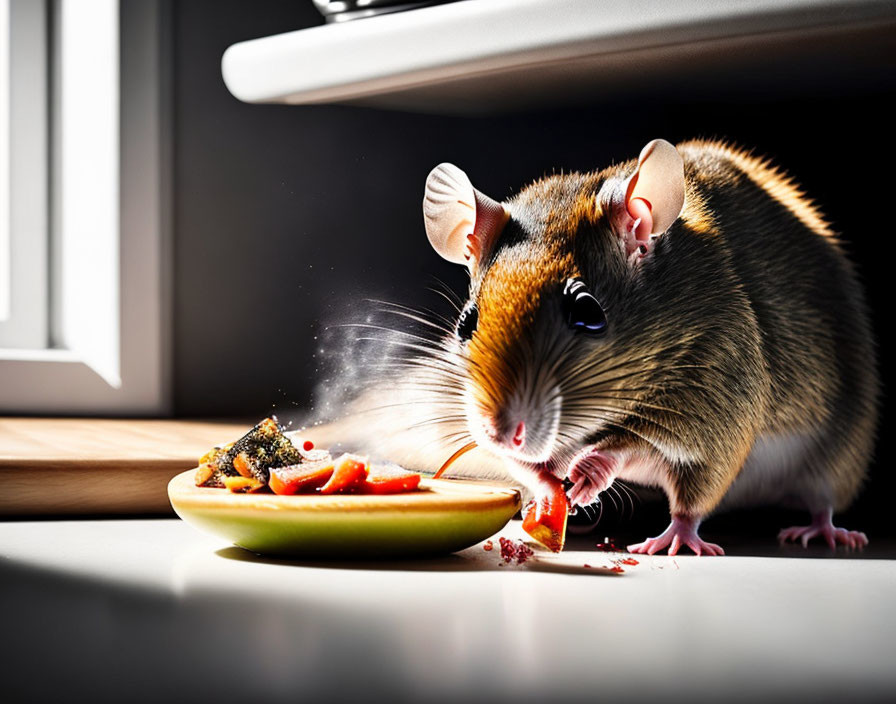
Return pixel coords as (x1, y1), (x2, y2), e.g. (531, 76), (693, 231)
(168, 470), (521, 558)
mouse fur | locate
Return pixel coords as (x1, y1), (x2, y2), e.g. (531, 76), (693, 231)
(310, 139), (878, 554)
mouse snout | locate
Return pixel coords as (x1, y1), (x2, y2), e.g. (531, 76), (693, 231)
(479, 416), (526, 450)
(471, 398), (558, 464)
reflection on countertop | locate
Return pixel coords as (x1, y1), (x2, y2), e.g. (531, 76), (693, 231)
(1, 518), (895, 703)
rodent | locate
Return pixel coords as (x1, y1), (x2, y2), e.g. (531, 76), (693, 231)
(410, 138), (879, 555)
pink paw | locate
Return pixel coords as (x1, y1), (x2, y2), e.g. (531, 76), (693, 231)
(566, 447), (616, 507)
(778, 509), (868, 549)
(627, 515), (724, 556)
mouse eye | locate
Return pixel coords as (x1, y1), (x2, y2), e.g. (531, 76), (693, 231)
(563, 278), (608, 335)
(456, 303), (479, 342)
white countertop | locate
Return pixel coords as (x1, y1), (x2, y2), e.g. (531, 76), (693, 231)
(1, 518), (895, 703)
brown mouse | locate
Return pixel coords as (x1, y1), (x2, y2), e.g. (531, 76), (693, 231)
(415, 138), (879, 555)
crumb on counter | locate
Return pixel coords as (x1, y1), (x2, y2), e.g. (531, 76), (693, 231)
(498, 537), (534, 565)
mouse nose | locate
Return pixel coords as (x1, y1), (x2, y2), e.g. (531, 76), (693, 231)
(479, 417), (526, 451)
(511, 421), (526, 449)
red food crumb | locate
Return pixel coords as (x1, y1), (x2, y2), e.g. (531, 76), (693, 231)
(583, 563), (592, 569)
(618, 557), (639, 566)
(609, 565), (625, 573)
(483, 540), (494, 552)
(498, 537), (534, 565)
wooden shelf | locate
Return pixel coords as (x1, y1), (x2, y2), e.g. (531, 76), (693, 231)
(0, 418), (253, 515)
(221, 0), (896, 114)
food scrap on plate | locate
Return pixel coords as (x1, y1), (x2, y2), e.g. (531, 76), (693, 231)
(194, 416), (421, 496)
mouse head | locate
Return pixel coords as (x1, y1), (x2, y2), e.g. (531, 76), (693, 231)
(422, 140), (686, 469)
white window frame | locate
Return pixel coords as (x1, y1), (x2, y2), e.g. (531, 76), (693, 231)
(0, 0), (170, 415)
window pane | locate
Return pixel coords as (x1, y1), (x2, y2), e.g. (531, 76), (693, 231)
(0, 0), (9, 322)
(0, 0), (48, 349)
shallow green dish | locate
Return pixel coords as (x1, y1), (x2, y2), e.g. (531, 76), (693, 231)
(168, 470), (521, 558)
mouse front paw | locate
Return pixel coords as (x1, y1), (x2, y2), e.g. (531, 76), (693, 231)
(627, 515), (725, 556)
(566, 447), (617, 508)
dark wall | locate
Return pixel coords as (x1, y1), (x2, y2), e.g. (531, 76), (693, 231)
(172, 2), (893, 530)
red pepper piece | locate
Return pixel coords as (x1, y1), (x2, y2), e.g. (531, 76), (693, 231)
(361, 467), (421, 494)
(319, 455), (369, 494)
(269, 461), (334, 495)
(522, 474), (569, 552)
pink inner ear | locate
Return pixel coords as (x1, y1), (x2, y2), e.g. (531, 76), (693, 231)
(627, 197), (653, 242)
(463, 233), (477, 262)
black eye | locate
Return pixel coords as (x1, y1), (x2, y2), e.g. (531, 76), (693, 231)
(456, 303), (479, 342)
(563, 278), (608, 334)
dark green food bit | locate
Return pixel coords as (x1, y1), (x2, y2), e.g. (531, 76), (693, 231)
(195, 416), (304, 488)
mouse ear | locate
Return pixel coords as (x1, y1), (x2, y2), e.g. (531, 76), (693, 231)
(423, 163), (509, 268)
(624, 139), (685, 241)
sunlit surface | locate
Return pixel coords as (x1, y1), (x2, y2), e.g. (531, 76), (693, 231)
(1, 518), (894, 702)
(54, 0), (119, 386)
(0, 0), (10, 322)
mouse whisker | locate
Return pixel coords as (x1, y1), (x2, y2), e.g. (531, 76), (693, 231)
(401, 414), (470, 431)
(606, 484), (621, 514)
(376, 359), (468, 381)
(337, 323), (446, 348)
(425, 276), (465, 313)
(561, 408), (679, 445)
(368, 300), (458, 335)
(414, 431), (478, 457)
(615, 479), (640, 521)
(351, 336), (462, 362)
(566, 393), (689, 419)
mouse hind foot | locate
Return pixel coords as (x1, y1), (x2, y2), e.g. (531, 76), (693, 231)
(627, 514), (725, 556)
(778, 507), (868, 549)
